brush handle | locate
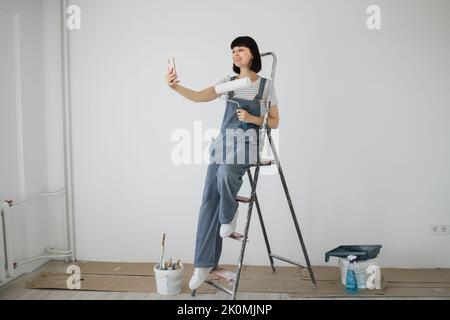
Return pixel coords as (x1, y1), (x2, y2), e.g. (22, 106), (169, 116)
(159, 233), (166, 269)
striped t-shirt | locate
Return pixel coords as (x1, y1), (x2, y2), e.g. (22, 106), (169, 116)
(216, 76), (279, 107)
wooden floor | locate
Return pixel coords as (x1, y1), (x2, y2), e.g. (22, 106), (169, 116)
(0, 261), (287, 300)
(0, 261), (448, 300)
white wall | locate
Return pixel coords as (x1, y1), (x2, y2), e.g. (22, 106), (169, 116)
(68, 0), (450, 268)
(0, 0), (66, 279)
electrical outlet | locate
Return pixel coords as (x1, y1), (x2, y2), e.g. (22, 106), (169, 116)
(430, 224), (450, 235)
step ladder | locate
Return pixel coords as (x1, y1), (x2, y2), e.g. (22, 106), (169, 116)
(191, 52), (317, 300)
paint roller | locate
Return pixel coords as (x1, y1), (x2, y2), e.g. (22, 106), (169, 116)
(214, 77), (251, 95)
(215, 77), (252, 129)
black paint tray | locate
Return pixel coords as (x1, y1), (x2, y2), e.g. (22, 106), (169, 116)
(325, 245), (382, 262)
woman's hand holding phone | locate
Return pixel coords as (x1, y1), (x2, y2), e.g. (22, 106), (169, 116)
(165, 57), (179, 88)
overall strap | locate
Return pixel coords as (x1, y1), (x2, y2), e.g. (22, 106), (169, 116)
(255, 77), (267, 100)
(227, 76), (237, 98)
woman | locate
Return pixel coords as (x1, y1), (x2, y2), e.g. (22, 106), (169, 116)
(165, 36), (279, 290)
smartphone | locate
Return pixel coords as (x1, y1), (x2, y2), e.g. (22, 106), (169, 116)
(168, 57), (176, 73)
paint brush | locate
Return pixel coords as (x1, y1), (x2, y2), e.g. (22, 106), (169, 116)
(159, 233), (166, 270)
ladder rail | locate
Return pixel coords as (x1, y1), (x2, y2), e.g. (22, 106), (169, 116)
(205, 280), (233, 296)
(231, 146), (263, 300)
(247, 169), (275, 272)
(270, 253), (306, 269)
(267, 132), (317, 287)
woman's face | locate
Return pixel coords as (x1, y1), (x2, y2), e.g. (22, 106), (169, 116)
(232, 46), (253, 69)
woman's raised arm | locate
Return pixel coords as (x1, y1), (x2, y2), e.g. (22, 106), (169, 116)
(165, 67), (218, 103)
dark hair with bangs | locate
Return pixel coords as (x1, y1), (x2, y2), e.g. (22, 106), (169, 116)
(230, 36), (262, 74)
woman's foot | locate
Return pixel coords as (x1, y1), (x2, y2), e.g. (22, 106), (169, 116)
(220, 208), (239, 238)
(189, 267), (213, 290)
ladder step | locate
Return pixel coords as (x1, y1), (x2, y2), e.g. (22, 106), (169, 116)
(236, 195), (251, 203)
(229, 232), (249, 242)
(210, 266), (236, 282)
(250, 159), (276, 167)
(258, 159), (276, 167)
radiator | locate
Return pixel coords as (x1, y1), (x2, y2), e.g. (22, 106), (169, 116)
(0, 188), (74, 286)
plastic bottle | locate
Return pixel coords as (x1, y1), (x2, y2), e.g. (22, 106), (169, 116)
(345, 255), (358, 294)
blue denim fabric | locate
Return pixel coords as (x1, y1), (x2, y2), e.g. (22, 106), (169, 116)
(194, 77), (267, 268)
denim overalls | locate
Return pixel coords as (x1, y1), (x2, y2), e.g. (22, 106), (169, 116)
(194, 76), (267, 268)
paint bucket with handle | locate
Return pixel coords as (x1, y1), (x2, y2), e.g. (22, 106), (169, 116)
(154, 233), (184, 295)
(153, 262), (184, 295)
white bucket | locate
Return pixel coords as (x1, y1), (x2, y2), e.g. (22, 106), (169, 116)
(153, 264), (184, 295)
(338, 257), (379, 289)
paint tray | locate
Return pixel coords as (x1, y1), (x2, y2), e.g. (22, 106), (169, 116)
(325, 245), (382, 262)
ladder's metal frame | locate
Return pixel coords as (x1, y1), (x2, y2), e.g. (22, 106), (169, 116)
(193, 52), (317, 300)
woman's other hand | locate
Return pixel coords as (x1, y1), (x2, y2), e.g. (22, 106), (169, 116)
(236, 109), (251, 122)
(165, 67), (180, 88)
